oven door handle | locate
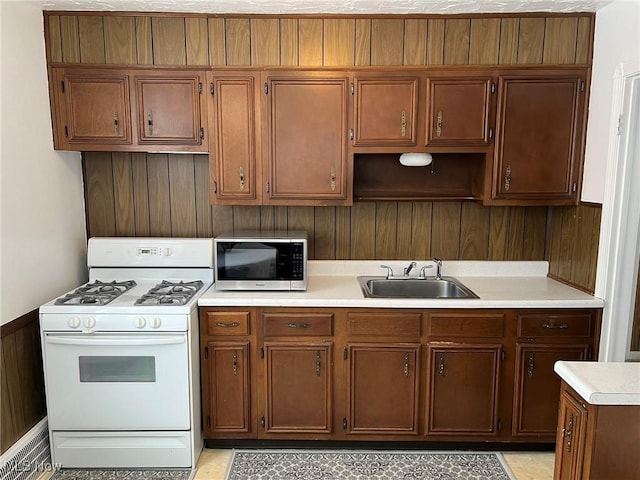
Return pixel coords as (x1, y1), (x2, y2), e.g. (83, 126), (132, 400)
(44, 336), (186, 346)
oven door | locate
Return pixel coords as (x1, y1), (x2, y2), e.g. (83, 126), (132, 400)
(43, 332), (190, 430)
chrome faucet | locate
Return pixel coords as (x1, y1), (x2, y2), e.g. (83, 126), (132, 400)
(419, 264), (433, 278)
(403, 261), (417, 277)
(433, 258), (443, 280)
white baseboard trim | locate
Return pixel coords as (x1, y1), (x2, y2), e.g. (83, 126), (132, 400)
(0, 418), (52, 480)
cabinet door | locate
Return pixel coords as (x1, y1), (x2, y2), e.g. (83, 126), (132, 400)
(353, 77), (418, 146)
(265, 74), (350, 204)
(347, 343), (420, 435)
(263, 342), (333, 434)
(493, 74), (586, 203)
(55, 69), (131, 148)
(209, 74), (260, 204)
(202, 341), (251, 436)
(513, 344), (589, 438)
(426, 77), (493, 146)
(427, 343), (501, 435)
(135, 73), (204, 146)
(554, 388), (588, 480)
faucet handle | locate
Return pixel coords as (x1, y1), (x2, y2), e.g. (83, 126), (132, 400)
(380, 264), (394, 279)
(419, 265), (433, 278)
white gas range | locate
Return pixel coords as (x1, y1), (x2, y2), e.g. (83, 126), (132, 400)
(39, 237), (213, 469)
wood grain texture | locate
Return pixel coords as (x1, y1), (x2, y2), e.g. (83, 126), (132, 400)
(146, 154), (172, 235)
(444, 19), (470, 65)
(131, 153), (150, 235)
(371, 19), (404, 66)
(543, 17), (578, 65)
(314, 207), (336, 259)
(411, 202), (432, 259)
(506, 207), (526, 260)
(350, 202), (376, 259)
(226, 18), (251, 65)
(324, 19), (355, 66)
(251, 18), (280, 66)
(375, 202), (398, 259)
(186, 17), (209, 66)
(208, 18), (227, 65)
(78, 16), (105, 63)
(152, 17), (186, 65)
(84, 153), (116, 236)
(112, 152), (135, 236)
(403, 19), (427, 66)
(47, 15), (63, 63)
(212, 205), (234, 236)
(517, 18), (545, 64)
(396, 203), (414, 258)
(522, 207), (547, 261)
(488, 206), (509, 260)
(194, 154), (213, 237)
(459, 202), (490, 259)
(469, 19), (500, 65)
(168, 154), (197, 236)
(104, 16), (136, 64)
(426, 19), (445, 65)
(136, 17), (153, 65)
(60, 16), (80, 63)
(499, 18), (519, 65)
(431, 201), (462, 259)
(299, 19), (323, 66)
(354, 19), (372, 66)
(280, 18), (299, 66)
(234, 205), (261, 231)
(575, 16), (593, 65)
(335, 206), (352, 259)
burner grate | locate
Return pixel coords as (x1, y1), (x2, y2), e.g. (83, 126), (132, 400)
(54, 280), (137, 306)
(134, 280), (204, 306)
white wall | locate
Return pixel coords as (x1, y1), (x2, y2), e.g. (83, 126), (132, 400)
(581, 0), (640, 203)
(0, 1), (87, 325)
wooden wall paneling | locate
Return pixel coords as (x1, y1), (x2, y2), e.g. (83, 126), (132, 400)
(506, 207), (526, 260)
(396, 203), (414, 258)
(47, 15), (63, 63)
(631, 260), (640, 351)
(498, 18), (519, 64)
(60, 16), (80, 63)
(426, 19), (445, 65)
(146, 154), (172, 235)
(324, 19), (355, 66)
(517, 18), (545, 64)
(84, 153), (116, 237)
(556, 206), (579, 281)
(273, 206), (289, 231)
(522, 206), (547, 260)
(78, 15), (105, 64)
(575, 16), (593, 65)
(136, 17), (153, 65)
(569, 205), (597, 288)
(431, 201), (462, 259)
(543, 17), (578, 64)
(298, 19), (323, 66)
(251, 18), (280, 66)
(168, 154), (197, 237)
(314, 207), (337, 259)
(208, 18), (227, 65)
(547, 205), (564, 279)
(469, 18), (500, 65)
(488, 206), (509, 260)
(587, 206), (602, 290)
(131, 153), (150, 235)
(104, 16), (136, 64)
(288, 207), (315, 255)
(212, 205), (234, 236)
(350, 202), (376, 259)
(335, 206), (352, 259)
(459, 202), (490, 260)
(443, 19), (470, 65)
(410, 202), (433, 259)
(152, 17), (187, 65)
(403, 19), (427, 66)
(371, 19), (404, 66)
(186, 17), (209, 66)
(280, 18), (299, 66)
(233, 205), (261, 231)
(374, 202), (398, 259)
(226, 18), (251, 66)
(259, 206), (276, 233)
(112, 152), (135, 236)
(1, 340), (16, 453)
(354, 19), (372, 66)
(1, 336), (20, 452)
(194, 155), (213, 237)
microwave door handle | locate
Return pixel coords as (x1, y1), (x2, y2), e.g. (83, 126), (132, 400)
(44, 336), (185, 347)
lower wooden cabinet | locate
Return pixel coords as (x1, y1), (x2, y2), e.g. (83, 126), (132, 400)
(199, 306), (601, 443)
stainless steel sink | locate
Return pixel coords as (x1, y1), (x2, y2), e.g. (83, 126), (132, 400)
(357, 276), (479, 299)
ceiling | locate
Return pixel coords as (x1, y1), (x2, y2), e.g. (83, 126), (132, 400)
(35, 0), (614, 14)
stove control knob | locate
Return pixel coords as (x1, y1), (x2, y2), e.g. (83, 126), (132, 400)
(135, 317), (147, 329)
(150, 317), (162, 329)
(84, 317), (96, 329)
(68, 317), (81, 329)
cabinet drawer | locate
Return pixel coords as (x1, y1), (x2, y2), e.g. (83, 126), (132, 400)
(428, 313), (504, 338)
(263, 313), (333, 336)
(205, 311), (250, 336)
(347, 312), (421, 337)
(518, 312), (594, 338)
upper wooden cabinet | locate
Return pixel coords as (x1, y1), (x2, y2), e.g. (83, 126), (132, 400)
(426, 77), (494, 146)
(353, 76), (419, 147)
(264, 72), (351, 205)
(50, 67), (208, 153)
(491, 72), (587, 205)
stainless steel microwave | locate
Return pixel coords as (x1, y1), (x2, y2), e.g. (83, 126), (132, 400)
(214, 231), (307, 291)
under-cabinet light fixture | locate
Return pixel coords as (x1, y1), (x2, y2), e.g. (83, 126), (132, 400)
(399, 152), (433, 167)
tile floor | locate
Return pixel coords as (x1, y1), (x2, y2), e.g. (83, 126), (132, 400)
(38, 449), (555, 479)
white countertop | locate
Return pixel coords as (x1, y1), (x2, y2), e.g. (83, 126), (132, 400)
(554, 361), (640, 405)
(198, 260), (604, 309)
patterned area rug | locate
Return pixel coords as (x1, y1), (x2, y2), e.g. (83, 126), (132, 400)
(225, 450), (517, 480)
(48, 469), (194, 480)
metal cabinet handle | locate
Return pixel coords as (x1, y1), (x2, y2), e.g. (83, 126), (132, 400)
(527, 352), (535, 378)
(544, 322), (569, 329)
(147, 111), (153, 136)
(566, 413), (575, 452)
(504, 165), (511, 191)
(232, 351), (238, 376)
(349, 128), (354, 141)
(215, 321), (240, 328)
(114, 111), (120, 134)
(316, 351), (321, 376)
(330, 165), (336, 192)
(436, 111), (443, 137)
(403, 353), (409, 378)
(286, 323), (310, 329)
(239, 166), (245, 191)
(438, 353), (445, 376)
(401, 110), (406, 137)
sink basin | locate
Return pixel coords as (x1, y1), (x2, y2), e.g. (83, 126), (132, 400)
(357, 276), (479, 299)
